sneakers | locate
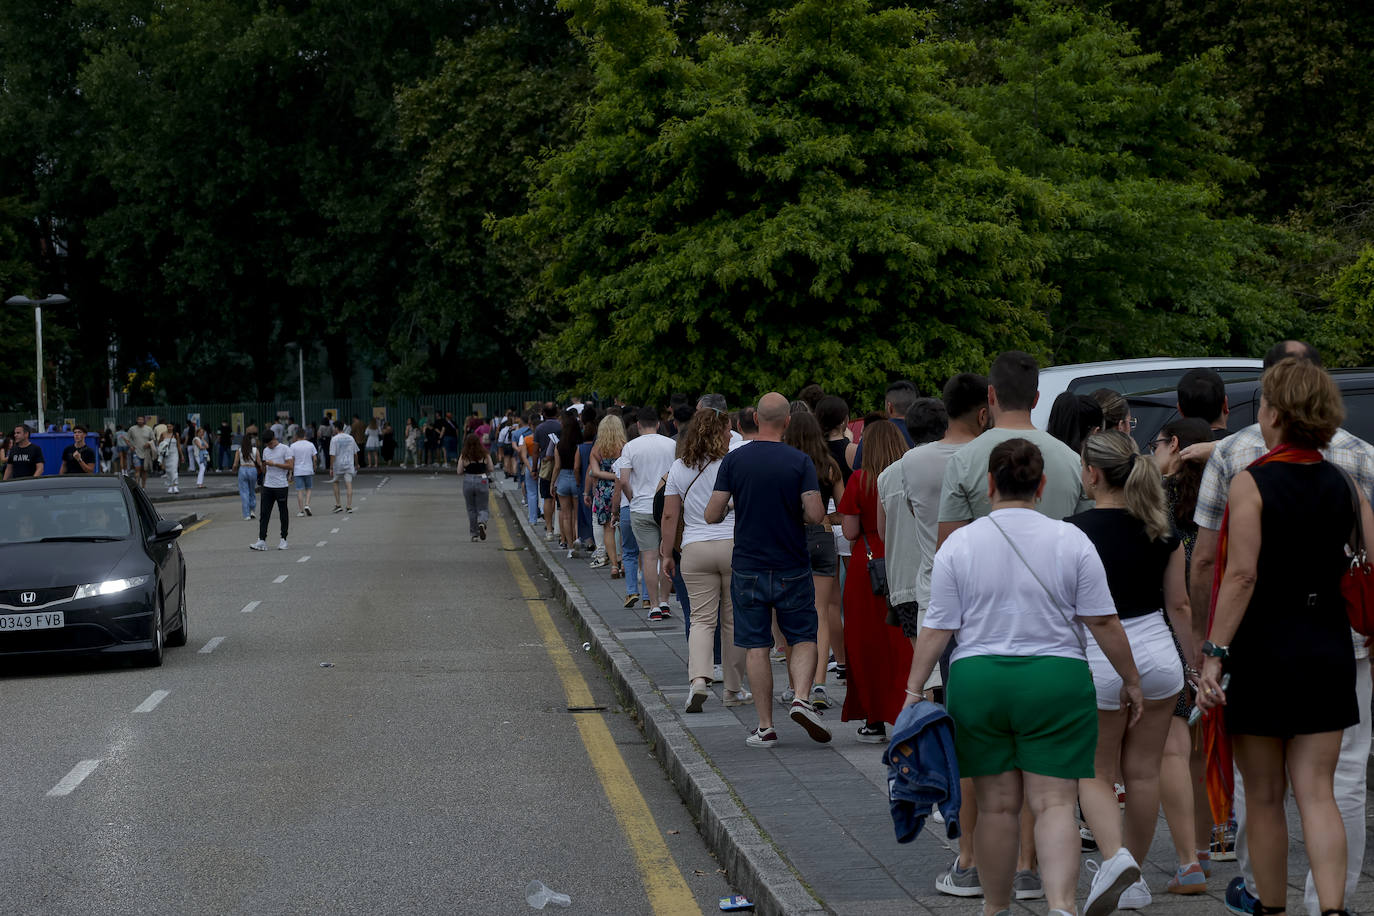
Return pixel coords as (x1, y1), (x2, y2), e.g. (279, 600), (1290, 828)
(833, 663), (847, 683)
(278, 539), (288, 550)
(297, 511), (306, 517)
(777, 687), (795, 705)
(332, 505), (343, 513)
(478, 522), (486, 541)
(723, 689), (752, 707)
(745, 726), (778, 748)
(685, 683), (709, 713)
(243, 516), (252, 521)
(769, 649), (786, 664)
(1115, 782), (1127, 809)
(1080, 824), (1098, 853)
(856, 722), (887, 744)
(1084, 848), (1142, 916)
(712, 663), (724, 682)
(809, 685), (831, 709)
(543, 530), (554, 541)
(1117, 878), (1151, 910)
(623, 594), (640, 609)
(304, 506), (312, 516)
(1013, 869), (1045, 900)
(930, 804), (944, 825)
(249, 539), (267, 551)
(1224, 876), (1258, 916)
(788, 698), (831, 743)
(1196, 850), (1212, 878)
(1167, 862), (1206, 896)
(934, 856), (982, 897)
(346, 507), (353, 513)
(648, 607), (669, 622)
(641, 599), (651, 610)
(589, 556), (609, 569)
(657, 603), (672, 618)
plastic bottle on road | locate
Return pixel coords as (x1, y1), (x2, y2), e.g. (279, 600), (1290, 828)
(525, 880), (572, 909)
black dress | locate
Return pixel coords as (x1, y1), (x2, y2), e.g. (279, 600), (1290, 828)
(1224, 461), (1358, 737)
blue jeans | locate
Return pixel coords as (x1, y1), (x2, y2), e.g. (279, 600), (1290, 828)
(731, 566), (817, 649)
(619, 503), (648, 598)
(218, 444), (232, 469)
(577, 487), (594, 543)
(524, 469), (541, 525)
(237, 466), (258, 517)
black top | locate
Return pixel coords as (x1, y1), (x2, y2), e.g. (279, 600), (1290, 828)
(1067, 508), (1179, 619)
(6, 443), (44, 477)
(556, 432), (580, 468)
(827, 438), (853, 486)
(463, 461), (487, 475)
(62, 444), (95, 473)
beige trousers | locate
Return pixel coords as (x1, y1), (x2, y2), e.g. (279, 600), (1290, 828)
(681, 538), (745, 690)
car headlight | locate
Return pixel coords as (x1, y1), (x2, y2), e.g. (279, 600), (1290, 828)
(74, 576), (150, 599)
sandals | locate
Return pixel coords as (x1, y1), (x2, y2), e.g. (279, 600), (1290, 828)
(610, 564), (624, 579)
(623, 593), (640, 609)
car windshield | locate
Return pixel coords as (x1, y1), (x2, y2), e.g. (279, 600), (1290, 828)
(0, 489), (132, 544)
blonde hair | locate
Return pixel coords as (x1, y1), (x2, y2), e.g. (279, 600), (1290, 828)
(1081, 430), (1169, 541)
(593, 414), (627, 459)
(1262, 357), (1344, 449)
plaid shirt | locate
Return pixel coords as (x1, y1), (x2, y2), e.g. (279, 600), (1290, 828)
(1194, 424), (1374, 531)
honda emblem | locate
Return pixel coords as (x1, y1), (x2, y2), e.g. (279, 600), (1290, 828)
(19, 592), (36, 605)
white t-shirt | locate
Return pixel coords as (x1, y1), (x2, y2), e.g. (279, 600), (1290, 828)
(261, 443), (293, 488)
(664, 458), (733, 546)
(925, 508), (1117, 663)
(289, 440), (318, 477)
(620, 433), (677, 515)
(613, 454), (632, 509)
(330, 432), (359, 473)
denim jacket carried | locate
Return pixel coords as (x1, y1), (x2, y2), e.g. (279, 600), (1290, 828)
(884, 700), (961, 842)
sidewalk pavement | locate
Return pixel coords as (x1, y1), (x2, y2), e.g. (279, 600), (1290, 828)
(495, 479), (1374, 916)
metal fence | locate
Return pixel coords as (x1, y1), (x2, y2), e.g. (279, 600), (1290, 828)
(1, 390), (558, 434)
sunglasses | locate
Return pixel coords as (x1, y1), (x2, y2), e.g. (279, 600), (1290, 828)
(1147, 437), (1171, 453)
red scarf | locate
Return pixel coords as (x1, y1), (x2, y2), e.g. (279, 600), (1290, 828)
(1203, 442), (1324, 825)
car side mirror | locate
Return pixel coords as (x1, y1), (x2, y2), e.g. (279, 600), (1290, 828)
(151, 519), (183, 542)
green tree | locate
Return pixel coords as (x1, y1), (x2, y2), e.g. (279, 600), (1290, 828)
(506, 0), (1060, 404)
(955, 0), (1301, 363)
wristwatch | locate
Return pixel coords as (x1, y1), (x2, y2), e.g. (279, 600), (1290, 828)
(1201, 640), (1230, 661)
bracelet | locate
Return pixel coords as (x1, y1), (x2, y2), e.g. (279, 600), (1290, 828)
(904, 688), (923, 698)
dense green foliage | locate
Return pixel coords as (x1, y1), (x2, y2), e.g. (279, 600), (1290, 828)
(0, 0), (1368, 411)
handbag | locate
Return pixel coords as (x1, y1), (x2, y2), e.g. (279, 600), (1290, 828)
(866, 539), (889, 596)
(1335, 467), (1374, 636)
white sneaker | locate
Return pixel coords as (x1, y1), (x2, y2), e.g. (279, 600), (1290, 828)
(278, 539), (288, 550)
(297, 511), (306, 517)
(931, 803), (945, 825)
(1117, 878), (1151, 910)
(1084, 848), (1142, 916)
(713, 664), (724, 682)
(249, 540), (267, 551)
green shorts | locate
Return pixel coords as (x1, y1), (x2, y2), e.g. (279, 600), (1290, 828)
(946, 655), (1097, 780)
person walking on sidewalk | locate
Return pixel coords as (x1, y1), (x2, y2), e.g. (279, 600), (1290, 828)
(329, 419), (359, 513)
(660, 406), (749, 712)
(289, 428), (318, 517)
(619, 407), (678, 620)
(907, 438), (1144, 916)
(127, 415), (154, 488)
(157, 425), (181, 494)
(250, 430), (293, 550)
(59, 426), (96, 475)
(458, 433), (494, 541)
(704, 392), (831, 747)
(586, 414), (626, 572)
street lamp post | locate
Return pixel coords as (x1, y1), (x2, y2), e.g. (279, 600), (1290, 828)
(285, 342), (306, 425)
(5, 293), (70, 431)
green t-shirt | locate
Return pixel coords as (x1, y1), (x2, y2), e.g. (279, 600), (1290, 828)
(938, 426), (1092, 523)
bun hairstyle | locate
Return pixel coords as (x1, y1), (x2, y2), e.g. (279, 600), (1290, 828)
(1081, 430), (1169, 540)
(1091, 388), (1129, 430)
(988, 438), (1044, 501)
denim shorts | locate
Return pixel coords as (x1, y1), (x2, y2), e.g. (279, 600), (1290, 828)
(731, 566), (817, 649)
(555, 469), (579, 496)
(806, 524), (838, 577)
(295, 475), (313, 491)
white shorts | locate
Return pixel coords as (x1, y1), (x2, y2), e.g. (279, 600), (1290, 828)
(332, 471), (355, 484)
(1086, 610), (1184, 710)
(832, 524), (852, 558)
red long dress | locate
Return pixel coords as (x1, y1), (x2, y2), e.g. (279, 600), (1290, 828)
(838, 470), (913, 726)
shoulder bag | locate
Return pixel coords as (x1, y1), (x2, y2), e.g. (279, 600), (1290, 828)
(1335, 467), (1374, 636)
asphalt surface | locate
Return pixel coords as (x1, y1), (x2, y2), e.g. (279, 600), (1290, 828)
(0, 473), (731, 915)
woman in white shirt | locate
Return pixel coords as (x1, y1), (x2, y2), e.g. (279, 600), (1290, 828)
(907, 438), (1143, 916)
(660, 408), (749, 712)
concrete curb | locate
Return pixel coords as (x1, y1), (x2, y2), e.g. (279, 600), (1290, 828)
(500, 488), (826, 916)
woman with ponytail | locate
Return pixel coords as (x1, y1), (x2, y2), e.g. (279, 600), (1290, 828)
(1069, 430), (1193, 908)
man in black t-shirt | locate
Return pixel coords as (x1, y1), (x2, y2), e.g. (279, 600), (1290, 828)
(60, 426), (97, 474)
(3, 424), (44, 480)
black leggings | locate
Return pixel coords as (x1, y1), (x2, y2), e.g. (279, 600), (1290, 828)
(259, 486), (289, 541)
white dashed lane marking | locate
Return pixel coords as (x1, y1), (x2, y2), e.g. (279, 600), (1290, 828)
(316, 541), (327, 547)
(330, 528), (339, 534)
(47, 760), (100, 797)
(297, 556), (310, 563)
(134, 690), (170, 713)
(241, 601), (260, 614)
(199, 637), (226, 654)
(273, 575), (288, 584)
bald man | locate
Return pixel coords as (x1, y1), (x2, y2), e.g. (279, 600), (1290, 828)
(706, 392), (830, 747)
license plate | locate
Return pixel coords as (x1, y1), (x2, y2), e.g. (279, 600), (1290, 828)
(0, 611), (64, 631)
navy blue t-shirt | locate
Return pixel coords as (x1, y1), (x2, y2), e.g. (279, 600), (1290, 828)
(714, 441), (819, 571)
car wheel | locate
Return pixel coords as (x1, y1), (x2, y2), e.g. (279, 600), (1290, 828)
(166, 580), (189, 648)
(138, 599), (165, 668)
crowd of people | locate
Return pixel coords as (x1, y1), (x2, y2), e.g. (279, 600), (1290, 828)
(457, 341), (1368, 916)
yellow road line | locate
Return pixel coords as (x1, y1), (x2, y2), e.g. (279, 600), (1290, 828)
(493, 503), (700, 916)
(181, 518), (211, 535)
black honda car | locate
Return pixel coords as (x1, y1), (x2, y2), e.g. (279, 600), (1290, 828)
(0, 475), (187, 666)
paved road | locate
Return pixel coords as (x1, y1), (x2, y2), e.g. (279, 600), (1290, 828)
(0, 474), (729, 914)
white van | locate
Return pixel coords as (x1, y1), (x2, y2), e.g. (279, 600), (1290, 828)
(1030, 357), (1263, 429)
